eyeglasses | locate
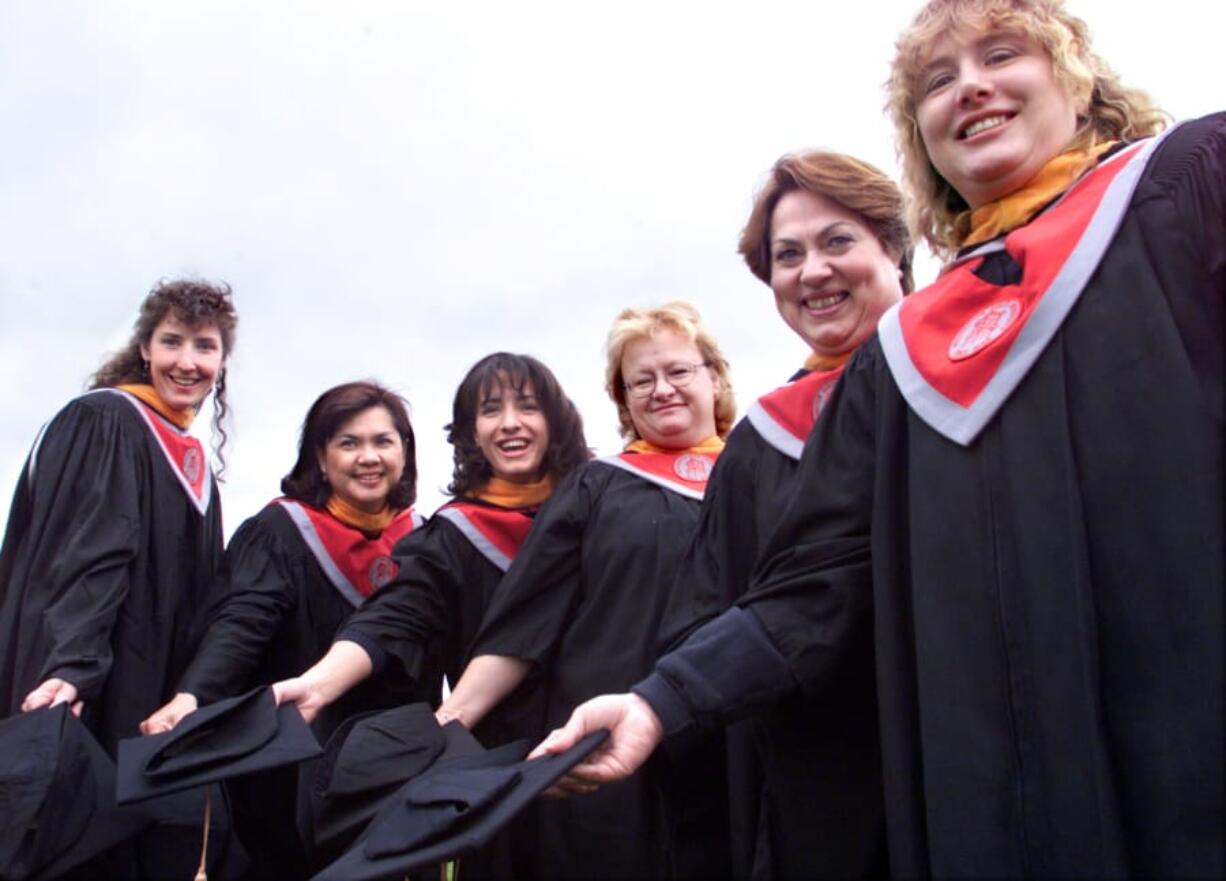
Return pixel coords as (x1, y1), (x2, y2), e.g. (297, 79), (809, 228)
(624, 362), (710, 399)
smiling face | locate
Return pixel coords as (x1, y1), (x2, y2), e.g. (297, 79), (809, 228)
(318, 405), (406, 514)
(139, 315), (225, 412)
(769, 189), (903, 360)
(621, 329), (718, 449)
(915, 28), (1080, 210)
(475, 374), (551, 484)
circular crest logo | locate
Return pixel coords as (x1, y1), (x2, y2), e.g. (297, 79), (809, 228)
(948, 300), (1022, 361)
(182, 448), (202, 484)
(369, 555), (398, 590)
(673, 453), (713, 482)
(812, 381), (834, 421)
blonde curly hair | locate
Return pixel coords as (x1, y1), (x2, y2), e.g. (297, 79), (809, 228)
(887, 0), (1168, 258)
(604, 300), (735, 442)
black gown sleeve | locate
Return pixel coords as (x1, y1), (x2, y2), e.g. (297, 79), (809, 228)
(337, 518), (468, 679)
(1143, 111), (1226, 418)
(2, 398), (146, 703)
(634, 348), (880, 730)
(470, 466), (598, 666)
(175, 510), (294, 703)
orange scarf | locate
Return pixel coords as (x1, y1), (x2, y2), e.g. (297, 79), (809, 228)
(327, 494), (397, 533)
(625, 435), (726, 455)
(116, 383), (194, 429)
(475, 475), (556, 509)
(962, 141), (1117, 248)
(802, 350), (852, 374)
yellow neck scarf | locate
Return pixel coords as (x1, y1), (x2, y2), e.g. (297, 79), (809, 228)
(962, 141), (1118, 248)
(625, 435), (726, 455)
(327, 494), (397, 533)
(116, 383), (194, 430)
(475, 475), (556, 509)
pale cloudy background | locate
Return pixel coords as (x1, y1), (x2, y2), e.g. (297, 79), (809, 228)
(1, 0), (1220, 534)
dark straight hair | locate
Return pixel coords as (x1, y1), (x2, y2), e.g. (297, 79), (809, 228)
(281, 380), (418, 510)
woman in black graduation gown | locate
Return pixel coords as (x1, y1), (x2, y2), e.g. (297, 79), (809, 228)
(271, 353), (590, 876)
(139, 380), (427, 879)
(0, 278), (237, 751)
(435, 301), (735, 880)
(656, 152), (911, 880)
(272, 353), (590, 735)
(0, 280), (239, 877)
(538, 1), (1224, 878)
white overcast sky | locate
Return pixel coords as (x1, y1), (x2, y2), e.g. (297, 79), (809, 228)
(1, 0), (1220, 534)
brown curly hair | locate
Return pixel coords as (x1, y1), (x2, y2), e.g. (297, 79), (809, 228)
(91, 278), (238, 475)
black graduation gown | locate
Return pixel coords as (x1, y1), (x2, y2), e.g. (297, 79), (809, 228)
(338, 497), (544, 748)
(177, 500), (434, 732)
(639, 114), (1225, 879)
(336, 498), (544, 880)
(0, 389), (224, 753)
(659, 367), (886, 881)
(0, 389), (236, 879)
(474, 455), (726, 881)
(174, 501), (434, 880)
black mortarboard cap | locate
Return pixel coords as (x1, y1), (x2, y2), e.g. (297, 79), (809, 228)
(0, 704), (153, 881)
(299, 702), (490, 864)
(311, 729), (609, 881)
(116, 687), (322, 804)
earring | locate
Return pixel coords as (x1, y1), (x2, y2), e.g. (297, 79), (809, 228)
(142, 359), (150, 379)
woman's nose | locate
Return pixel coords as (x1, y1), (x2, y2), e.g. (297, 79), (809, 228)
(956, 64), (994, 108)
(500, 406), (523, 429)
(801, 252), (833, 285)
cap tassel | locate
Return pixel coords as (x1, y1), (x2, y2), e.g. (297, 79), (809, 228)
(193, 789), (212, 881)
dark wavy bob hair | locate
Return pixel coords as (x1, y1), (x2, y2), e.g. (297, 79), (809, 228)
(446, 353), (591, 498)
(281, 380), (418, 511)
(92, 278), (238, 475)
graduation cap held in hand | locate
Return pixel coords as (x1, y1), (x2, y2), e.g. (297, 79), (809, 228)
(0, 704), (153, 881)
(116, 686), (322, 804)
(301, 701), (490, 863)
(312, 727), (609, 881)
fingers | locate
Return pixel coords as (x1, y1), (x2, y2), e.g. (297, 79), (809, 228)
(140, 713), (166, 735)
(542, 772), (601, 799)
(271, 679), (318, 723)
(21, 687), (53, 712)
(140, 693), (199, 735)
(528, 722), (580, 759)
(21, 678), (78, 712)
